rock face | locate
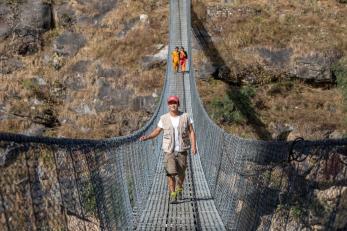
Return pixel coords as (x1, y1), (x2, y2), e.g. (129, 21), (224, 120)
(19, 0), (53, 32)
(243, 47), (343, 84)
(141, 45), (168, 70)
(0, 1), (54, 56)
(289, 50), (343, 83)
(257, 47), (293, 69)
(201, 4), (344, 85)
(0, 5), (11, 40)
(0, 21), (10, 39)
(95, 65), (123, 79)
(314, 186), (347, 229)
(196, 62), (218, 80)
(53, 32), (86, 57)
(116, 16), (140, 38)
(94, 78), (133, 112)
(0, 57), (23, 74)
(269, 122), (293, 140)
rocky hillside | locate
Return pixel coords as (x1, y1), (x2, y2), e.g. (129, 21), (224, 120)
(192, 0), (347, 141)
(3, 0), (346, 142)
(0, 0), (168, 138)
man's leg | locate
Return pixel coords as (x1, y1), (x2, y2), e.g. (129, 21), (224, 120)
(177, 174), (185, 189)
(167, 175), (176, 193)
(176, 152), (188, 200)
(164, 152), (178, 203)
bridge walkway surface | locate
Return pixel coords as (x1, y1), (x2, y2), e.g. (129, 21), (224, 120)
(137, 0), (225, 230)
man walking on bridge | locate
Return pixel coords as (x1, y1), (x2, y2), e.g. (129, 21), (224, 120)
(140, 96), (197, 204)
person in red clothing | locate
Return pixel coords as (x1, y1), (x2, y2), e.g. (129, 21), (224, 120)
(179, 47), (187, 73)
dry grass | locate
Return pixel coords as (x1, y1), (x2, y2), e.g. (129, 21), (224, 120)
(198, 78), (347, 140)
(194, 0), (347, 139)
(1, 0), (168, 138)
(197, 0), (347, 65)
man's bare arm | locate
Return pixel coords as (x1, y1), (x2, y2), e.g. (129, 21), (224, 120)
(188, 124), (197, 155)
(139, 127), (162, 141)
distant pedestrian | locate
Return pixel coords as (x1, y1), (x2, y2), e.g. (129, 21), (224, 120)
(179, 47), (187, 73)
(140, 96), (197, 204)
(171, 47), (180, 73)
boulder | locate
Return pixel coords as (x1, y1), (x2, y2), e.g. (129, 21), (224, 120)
(0, 4), (13, 40)
(314, 187), (347, 229)
(92, 0), (118, 17)
(73, 104), (96, 116)
(116, 16), (140, 38)
(257, 47), (293, 68)
(269, 122), (294, 141)
(140, 14), (149, 24)
(53, 4), (76, 27)
(16, 33), (40, 56)
(245, 46), (342, 84)
(0, 57), (23, 74)
(0, 22), (10, 39)
(96, 78), (111, 99)
(141, 45), (168, 70)
(53, 32), (86, 57)
(94, 78), (134, 112)
(72, 0), (118, 26)
(69, 60), (91, 74)
(132, 96), (156, 111)
(289, 50), (343, 83)
(19, 0), (53, 32)
(95, 64), (123, 78)
(197, 62), (218, 80)
(1, 1), (52, 55)
(63, 74), (86, 91)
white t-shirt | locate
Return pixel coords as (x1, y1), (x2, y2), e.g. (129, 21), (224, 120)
(158, 114), (193, 151)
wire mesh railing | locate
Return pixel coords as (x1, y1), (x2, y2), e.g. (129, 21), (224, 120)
(189, 7), (347, 229)
(1, 0), (347, 230)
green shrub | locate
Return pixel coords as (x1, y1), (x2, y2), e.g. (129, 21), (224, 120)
(211, 95), (244, 124)
(333, 58), (347, 100)
(290, 206), (304, 219)
(210, 86), (256, 124)
(81, 182), (97, 216)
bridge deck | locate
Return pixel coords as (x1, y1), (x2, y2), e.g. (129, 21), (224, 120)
(136, 0), (225, 230)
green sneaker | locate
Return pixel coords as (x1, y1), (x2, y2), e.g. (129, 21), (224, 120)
(169, 192), (177, 204)
(176, 187), (183, 200)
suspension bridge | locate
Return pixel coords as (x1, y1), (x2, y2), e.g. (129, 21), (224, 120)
(1, 0), (347, 230)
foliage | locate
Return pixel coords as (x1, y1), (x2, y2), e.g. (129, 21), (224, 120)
(210, 86), (256, 124)
(333, 58), (347, 100)
(290, 206), (304, 219)
(81, 182), (97, 216)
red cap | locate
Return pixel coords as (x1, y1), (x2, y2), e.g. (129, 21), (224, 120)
(167, 95), (179, 105)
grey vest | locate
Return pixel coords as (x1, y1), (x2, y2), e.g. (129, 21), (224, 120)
(161, 112), (191, 153)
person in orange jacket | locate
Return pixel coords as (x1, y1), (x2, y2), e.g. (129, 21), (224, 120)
(179, 47), (187, 73)
(171, 47), (180, 73)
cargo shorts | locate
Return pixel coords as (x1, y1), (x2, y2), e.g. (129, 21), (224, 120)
(164, 151), (188, 176)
